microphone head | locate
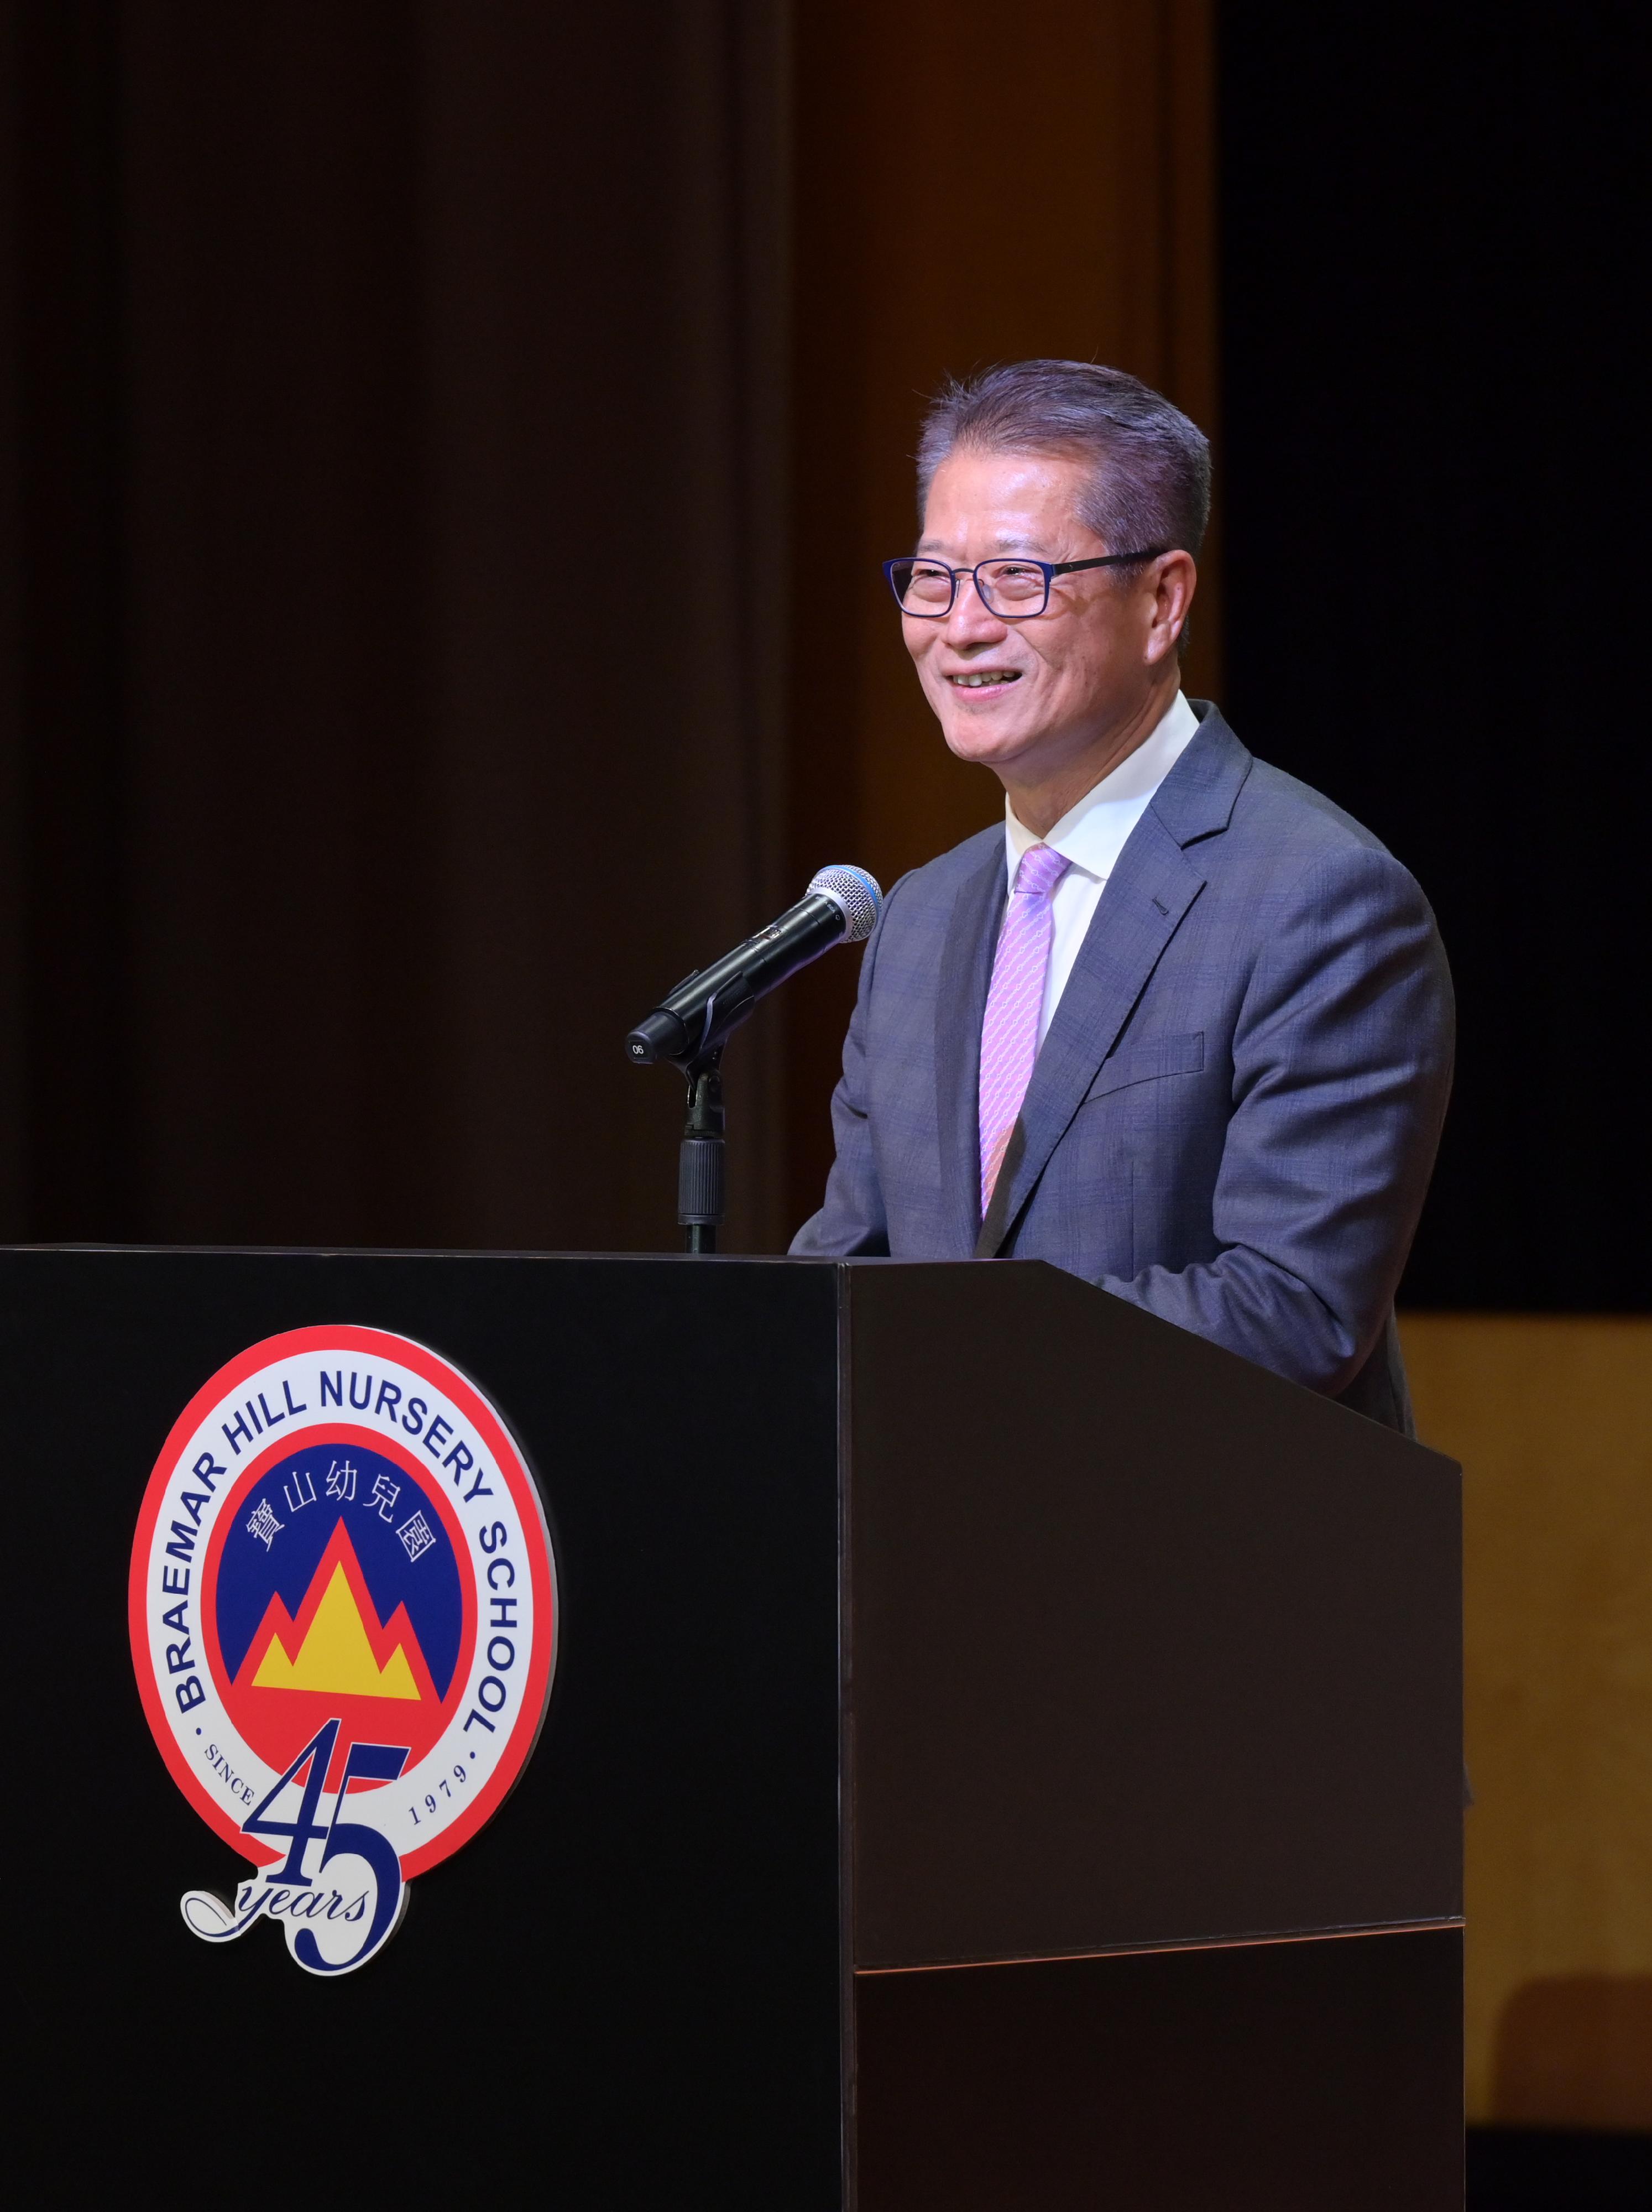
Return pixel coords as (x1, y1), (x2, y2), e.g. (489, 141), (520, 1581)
(807, 864), (883, 943)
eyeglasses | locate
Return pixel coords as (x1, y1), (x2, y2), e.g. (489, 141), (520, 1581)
(883, 549), (1169, 619)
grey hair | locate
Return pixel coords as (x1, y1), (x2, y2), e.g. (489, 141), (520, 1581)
(915, 359), (1211, 562)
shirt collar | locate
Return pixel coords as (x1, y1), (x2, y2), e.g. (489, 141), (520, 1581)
(1005, 690), (1200, 884)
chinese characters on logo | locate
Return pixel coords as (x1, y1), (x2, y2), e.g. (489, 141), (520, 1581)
(281, 1467), (316, 1514)
(245, 1499), (283, 1550)
(245, 1461), (436, 1563)
(397, 1511), (435, 1564)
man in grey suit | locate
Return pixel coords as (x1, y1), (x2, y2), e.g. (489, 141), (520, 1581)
(792, 360), (1453, 1433)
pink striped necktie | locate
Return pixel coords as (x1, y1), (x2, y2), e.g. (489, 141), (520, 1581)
(978, 841), (1071, 1215)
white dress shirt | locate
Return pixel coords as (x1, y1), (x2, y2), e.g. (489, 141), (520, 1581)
(1004, 690), (1199, 1046)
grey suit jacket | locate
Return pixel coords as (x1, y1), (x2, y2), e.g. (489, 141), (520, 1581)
(791, 705), (1455, 1431)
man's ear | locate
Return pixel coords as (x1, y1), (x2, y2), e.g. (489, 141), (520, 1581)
(1146, 551), (1197, 666)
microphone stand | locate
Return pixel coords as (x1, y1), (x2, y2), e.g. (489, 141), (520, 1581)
(676, 1048), (725, 1255)
(631, 867), (882, 1254)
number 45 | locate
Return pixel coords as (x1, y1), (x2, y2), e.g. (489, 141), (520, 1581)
(243, 1719), (410, 1975)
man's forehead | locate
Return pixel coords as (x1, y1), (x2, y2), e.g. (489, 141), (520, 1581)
(917, 452), (1100, 554)
(914, 527), (1052, 554)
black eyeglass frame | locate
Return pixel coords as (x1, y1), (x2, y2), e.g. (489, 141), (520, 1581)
(882, 547), (1170, 619)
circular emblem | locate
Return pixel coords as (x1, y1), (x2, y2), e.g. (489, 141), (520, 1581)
(129, 1326), (556, 1976)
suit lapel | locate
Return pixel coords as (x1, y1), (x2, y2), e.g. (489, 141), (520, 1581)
(934, 836), (1007, 1254)
(977, 740), (1241, 1259)
(958, 705), (1253, 1259)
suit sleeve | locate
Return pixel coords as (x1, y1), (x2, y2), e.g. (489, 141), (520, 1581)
(1100, 842), (1455, 1394)
(788, 890), (895, 1256)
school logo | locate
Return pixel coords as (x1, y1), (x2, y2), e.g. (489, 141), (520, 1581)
(129, 1326), (556, 1976)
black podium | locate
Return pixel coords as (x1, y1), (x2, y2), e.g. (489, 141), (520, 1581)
(8, 1249), (1462, 2207)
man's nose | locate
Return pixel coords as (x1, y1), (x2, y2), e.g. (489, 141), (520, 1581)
(943, 572), (1008, 640)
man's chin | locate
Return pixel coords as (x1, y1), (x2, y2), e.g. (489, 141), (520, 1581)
(939, 715), (1038, 773)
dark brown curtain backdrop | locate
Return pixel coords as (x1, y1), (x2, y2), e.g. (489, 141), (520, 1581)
(2, 1), (791, 1253)
(2, 1), (1220, 1255)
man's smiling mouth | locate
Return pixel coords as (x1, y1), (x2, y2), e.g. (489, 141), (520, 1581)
(947, 670), (1022, 688)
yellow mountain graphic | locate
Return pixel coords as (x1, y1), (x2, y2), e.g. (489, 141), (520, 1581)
(252, 1562), (421, 1700)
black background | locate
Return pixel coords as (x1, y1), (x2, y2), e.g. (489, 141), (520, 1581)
(1221, 0), (1649, 1310)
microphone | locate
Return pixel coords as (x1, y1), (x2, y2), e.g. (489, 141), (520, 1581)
(626, 865), (883, 1067)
